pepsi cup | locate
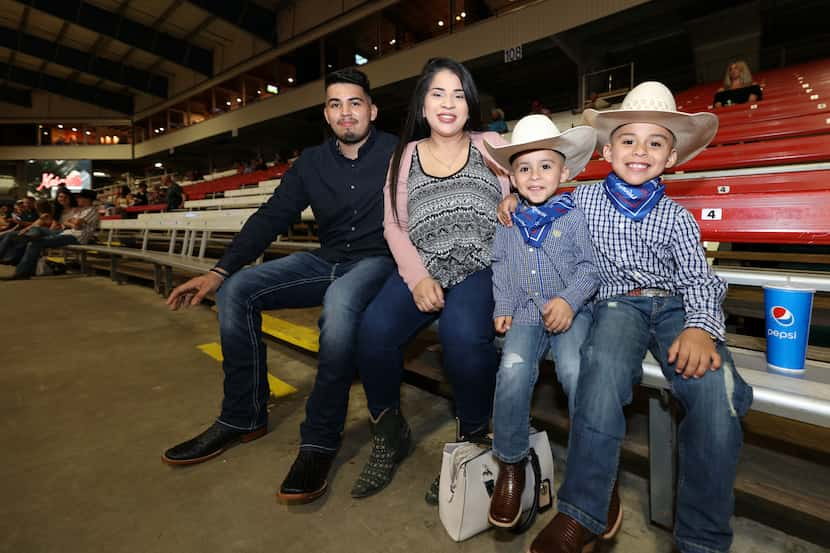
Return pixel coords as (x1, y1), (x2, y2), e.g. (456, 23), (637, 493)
(763, 285), (814, 376)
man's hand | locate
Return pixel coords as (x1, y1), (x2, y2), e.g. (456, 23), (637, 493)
(497, 194), (518, 227)
(668, 328), (722, 379)
(166, 271), (224, 310)
(494, 316), (512, 334)
(542, 298), (574, 333)
(412, 277), (444, 313)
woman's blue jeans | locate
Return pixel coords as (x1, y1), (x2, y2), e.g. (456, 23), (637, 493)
(558, 296), (753, 553)
(357, 269), (497, 435)
(215, 252), (394, 453)
(492, 308), (593, 463)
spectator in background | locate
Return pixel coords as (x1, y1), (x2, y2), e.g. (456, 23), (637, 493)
(287, 148), (301, 164)
(2, 189), (99, 280)
(164, 176), (184, 210)
(254, 156), (268, 171)
(149, 183), (163, 205)
(0, 204), (12, 230)
(113, 185), (131, 214)
(487, 107), (509, 133)
(133, 183), (149, 206)
(713, 60), (762, 108)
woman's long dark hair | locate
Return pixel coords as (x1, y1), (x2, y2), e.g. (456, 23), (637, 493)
(388, 57), (482, 221)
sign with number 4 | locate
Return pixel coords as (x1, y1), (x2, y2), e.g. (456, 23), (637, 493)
(702, 208), (723, 220)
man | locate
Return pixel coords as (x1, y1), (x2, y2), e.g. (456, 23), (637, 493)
(162, 68), (397, 505)
(2, 189), (99, 280)
(163, 176), (184, 210)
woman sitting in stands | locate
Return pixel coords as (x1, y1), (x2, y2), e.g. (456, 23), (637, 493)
(713, 60), (763, 107)
(349, 57), (511, 501)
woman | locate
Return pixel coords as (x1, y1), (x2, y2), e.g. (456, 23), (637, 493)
(350, 58), (511, 500)
(713, 60), (762, 107)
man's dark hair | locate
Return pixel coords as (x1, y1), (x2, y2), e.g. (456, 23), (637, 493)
(324, 68), (371, 100)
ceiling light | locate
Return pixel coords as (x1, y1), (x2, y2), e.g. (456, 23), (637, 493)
(455, 15), (461, 20)
(226, 101), (231, 106)
(154, 129), (159, 134)
(266, 84), (279, 94)
(43, 131), (48, 135)
(287, 77), (294, 83)
(256, 89), (262, 94)
(85, 130), (91, 135)
(389, 39), (396, 45)
(154, 162), (163, 168)
(93, 171), (107, 177)
(327, 64), (333, 68)
(28, 159), (35, 164)
(236, 97), (242, 103)
(461, 11), (466, 17)
(71, 127), (78, 132)
(373, 45), (378, 51)
(437, 20), (444, 27)
(159, 127), (164, 132)
(57, 124), (63, 129)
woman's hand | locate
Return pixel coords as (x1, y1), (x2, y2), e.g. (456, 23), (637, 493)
(412, 277), (444, 313)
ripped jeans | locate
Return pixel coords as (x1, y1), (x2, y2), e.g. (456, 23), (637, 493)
(492, 308), (593, 463)
(558, 295), (753, 553)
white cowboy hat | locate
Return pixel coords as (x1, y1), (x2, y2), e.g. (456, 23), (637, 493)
(583, 81), (718, 166)
(483, 115), (597, 177)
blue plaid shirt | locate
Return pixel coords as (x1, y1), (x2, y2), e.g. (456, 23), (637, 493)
(492, 200), (598, 325)
(573, 182), (727, 341)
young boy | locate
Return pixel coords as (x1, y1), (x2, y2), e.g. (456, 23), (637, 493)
(483, 115), (599, 529)
(521, 82), (754, 553)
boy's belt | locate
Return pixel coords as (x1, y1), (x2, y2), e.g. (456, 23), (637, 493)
(626, 287), (671, 297)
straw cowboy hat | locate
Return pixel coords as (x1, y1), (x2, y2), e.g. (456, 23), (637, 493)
(484, 115), (597, 177)
(583, 81), (719, 165)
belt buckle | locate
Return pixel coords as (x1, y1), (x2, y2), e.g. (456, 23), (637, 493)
(628, 287), (668, 297)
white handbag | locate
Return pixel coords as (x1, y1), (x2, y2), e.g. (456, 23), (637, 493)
(438, 430), (555, 542)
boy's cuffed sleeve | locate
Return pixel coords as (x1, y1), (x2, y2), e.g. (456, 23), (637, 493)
(671, 207), (727, 341)
(491, 226), (518, 318)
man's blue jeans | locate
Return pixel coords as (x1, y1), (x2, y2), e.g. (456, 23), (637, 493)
(492, 308), (592, 463)
(15, 232), (78, 276)
(357, 269), (497, 436)
(215, 252), (394, 453)
(558, 296), (753, 553)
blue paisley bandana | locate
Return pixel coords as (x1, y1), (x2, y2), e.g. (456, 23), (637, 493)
(511, 193), (575, 247)
(602, 172), (665, 221)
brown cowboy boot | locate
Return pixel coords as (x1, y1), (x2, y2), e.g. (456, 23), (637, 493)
(488, 458), (527, 528)
(529, 512), (598, 553)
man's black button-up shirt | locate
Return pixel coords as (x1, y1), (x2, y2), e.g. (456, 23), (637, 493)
(216, 128), (397, 275)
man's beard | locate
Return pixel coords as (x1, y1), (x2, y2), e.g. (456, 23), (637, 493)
(336, 126), (369, 145)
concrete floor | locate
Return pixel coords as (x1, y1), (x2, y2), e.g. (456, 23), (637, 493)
(0, 271), (827, 553)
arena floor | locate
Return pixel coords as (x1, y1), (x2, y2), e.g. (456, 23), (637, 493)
(0, 269), (826, 553)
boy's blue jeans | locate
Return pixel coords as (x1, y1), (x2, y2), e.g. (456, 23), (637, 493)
(558, 295), (753, 553)
(215, 252), (394, 453)
(492, 308), (592, 463)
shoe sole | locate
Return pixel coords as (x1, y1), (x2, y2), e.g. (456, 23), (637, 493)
(161, 427), (267, 466)
(600, 503), (623, 540)
(276, 481), (328, 505)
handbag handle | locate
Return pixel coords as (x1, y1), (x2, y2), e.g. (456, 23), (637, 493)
(510, 447), (543, 534)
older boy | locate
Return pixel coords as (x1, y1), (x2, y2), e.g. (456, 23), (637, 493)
(523, 82), (753, 553)
(484, 115), (599, 528)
